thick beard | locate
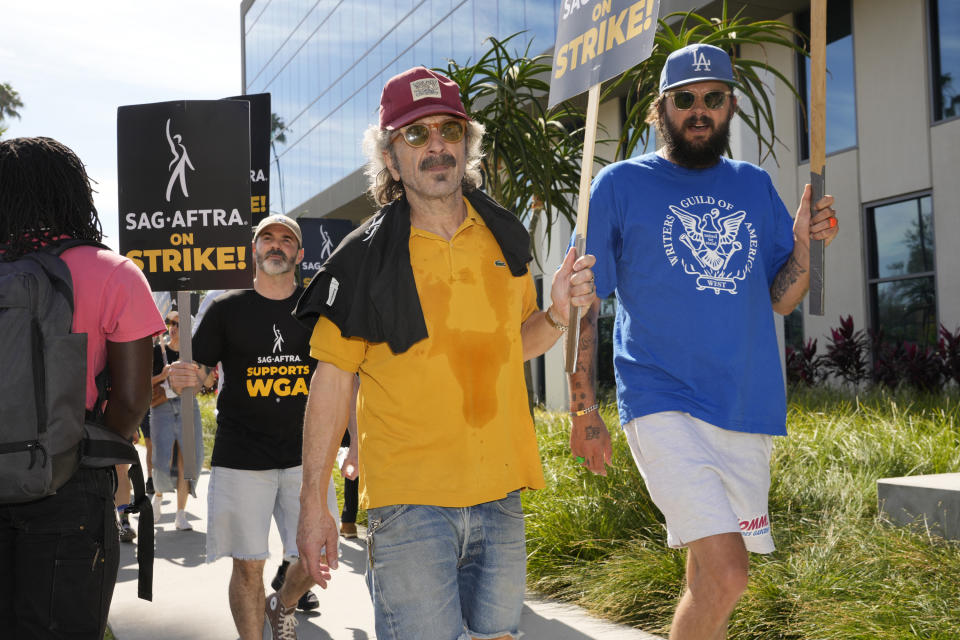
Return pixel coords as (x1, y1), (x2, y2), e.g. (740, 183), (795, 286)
(255, 249), (294, 276)
(660, 112), (732, 169)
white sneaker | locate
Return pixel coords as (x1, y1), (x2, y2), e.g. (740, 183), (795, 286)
(152, 494), (163, 523)
(174, 509), (192, 531)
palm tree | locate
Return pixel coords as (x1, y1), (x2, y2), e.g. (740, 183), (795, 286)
(270, 112), (289, 214)
(438, 33), (593, 261)
(607, 1), (806, 162)
(0, 82), (24, 138)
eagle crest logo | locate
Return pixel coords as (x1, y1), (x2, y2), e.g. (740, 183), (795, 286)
(663, 203), (756, 295)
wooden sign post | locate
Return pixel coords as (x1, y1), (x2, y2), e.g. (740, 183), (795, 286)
(808, 0), (827, 315)
(564, 84), (600, 370)
(549, 0), (662, 371)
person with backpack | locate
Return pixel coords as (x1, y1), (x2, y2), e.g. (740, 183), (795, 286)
(0, 136), (164, 639)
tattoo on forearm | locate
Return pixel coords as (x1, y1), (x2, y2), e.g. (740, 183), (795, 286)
(770, 254), (807, 303)
(574, 305), (599, 377)
(568, 303), (600, 412)
(585, 425), (601, 440)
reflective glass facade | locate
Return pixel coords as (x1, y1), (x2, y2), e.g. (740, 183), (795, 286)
(866, 194), (937, 347)
(242, 0), (558, 214)
(930, 0), (960, 121)
(796, 0), (857, 160)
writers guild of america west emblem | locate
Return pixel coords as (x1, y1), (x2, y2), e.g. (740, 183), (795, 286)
(661, 197), (758, 295)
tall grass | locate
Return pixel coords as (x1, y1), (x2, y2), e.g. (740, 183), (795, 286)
(197, 392), (217, 469)
(524, 388), (960, 639)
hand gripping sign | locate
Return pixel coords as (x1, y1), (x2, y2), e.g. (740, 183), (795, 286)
(549, 0), (661, 370)
(119, 99), (252, 487)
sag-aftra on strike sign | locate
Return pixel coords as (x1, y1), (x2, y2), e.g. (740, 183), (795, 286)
(118, 100), (253, 292)
(549, 0), (660, 107)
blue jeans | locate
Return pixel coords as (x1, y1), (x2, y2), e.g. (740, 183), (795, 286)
(365, 491), (526, 640)
(0, 467), (119, 639)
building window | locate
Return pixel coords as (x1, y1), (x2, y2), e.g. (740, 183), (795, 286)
(865, 194), (937, 347)
(930, 0), (960, 121)
(795, 0), (857, 161)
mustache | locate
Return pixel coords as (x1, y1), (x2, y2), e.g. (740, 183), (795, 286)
(265, 249), (287, 260)
(420, 154), (456, 170)
(684, 115), (714, 128)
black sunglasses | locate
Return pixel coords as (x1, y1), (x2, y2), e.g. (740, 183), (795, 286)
(664, 89), (733, 111)
(392, 119), (465, 148)
(165, 319), (179, 328)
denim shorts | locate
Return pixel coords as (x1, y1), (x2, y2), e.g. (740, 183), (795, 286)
(365, 491), (527, 640)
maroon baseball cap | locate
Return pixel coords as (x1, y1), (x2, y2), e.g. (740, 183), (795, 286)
(379, 66), (469, 131)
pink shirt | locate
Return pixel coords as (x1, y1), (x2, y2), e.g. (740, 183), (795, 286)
(60, 245), (166, 410)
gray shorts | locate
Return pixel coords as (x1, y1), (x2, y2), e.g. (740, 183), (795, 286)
(206, 465), (339, 563)
(624, 411), (775, 554)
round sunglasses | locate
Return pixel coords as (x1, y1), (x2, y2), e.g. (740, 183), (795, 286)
(664, 89), (733, 111)
(392, 119), (465, 148)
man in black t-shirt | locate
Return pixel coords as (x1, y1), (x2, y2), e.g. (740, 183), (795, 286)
(170, 215), (338, 640)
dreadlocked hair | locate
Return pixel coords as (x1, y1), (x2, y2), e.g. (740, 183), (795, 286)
(0, 136), (102, 258)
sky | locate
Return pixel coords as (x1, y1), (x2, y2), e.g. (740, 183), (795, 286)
(3, 0), (242, 251)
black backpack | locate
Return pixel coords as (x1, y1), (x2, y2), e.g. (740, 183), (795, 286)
(0, 239), (153, 599)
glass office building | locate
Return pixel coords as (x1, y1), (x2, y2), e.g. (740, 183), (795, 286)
(241, 0), (558, 218)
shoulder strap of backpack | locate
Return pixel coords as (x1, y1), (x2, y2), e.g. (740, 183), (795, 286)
(84, 367), (154, 600)
(45, 238), (111, 256)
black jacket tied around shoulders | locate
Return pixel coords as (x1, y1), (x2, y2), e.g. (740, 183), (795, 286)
(293, 189), (532, 354)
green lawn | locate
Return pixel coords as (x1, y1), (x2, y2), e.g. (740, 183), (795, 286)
(197, 388), (960, 637)
(523, 387), (960, 639)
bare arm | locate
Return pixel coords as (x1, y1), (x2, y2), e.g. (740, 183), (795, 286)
(771, 184), (839, 315)
(565, 300), (612, 475)
(103, 337), (154, 439)
(297, 361), (356, 586)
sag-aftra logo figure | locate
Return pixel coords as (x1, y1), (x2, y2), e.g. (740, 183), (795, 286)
(165, 118), (195, 202)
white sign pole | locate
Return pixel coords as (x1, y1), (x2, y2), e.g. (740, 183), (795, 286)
(564, 83), (601, 372)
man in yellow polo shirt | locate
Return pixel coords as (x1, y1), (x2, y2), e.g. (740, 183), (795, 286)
(293, 66), (598, 640)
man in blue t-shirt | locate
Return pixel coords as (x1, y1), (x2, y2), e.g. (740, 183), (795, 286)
(567, 44), (840, 639)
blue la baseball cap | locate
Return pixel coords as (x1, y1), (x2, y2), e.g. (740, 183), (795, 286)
(659, 44), (736, 92)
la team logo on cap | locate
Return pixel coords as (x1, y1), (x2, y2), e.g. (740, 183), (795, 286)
(410, 78), (442, 101)
(691, 49), (712, 72)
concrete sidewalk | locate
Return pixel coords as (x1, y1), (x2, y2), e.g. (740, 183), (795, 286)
(108, 447), (662, 639)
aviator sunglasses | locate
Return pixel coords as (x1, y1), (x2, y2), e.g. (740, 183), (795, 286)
(392, 119), (466, 148)
(664, 89), (733, 111)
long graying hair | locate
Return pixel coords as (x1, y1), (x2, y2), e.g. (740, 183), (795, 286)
(361, 119), (486, 206)
(0, 137), (103, 257)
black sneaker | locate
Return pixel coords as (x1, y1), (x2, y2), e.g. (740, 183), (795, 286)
(297, 590), (319, 611)
(270, 560), (289, 592)
(271, 560), (319, 612)
(145, 477), (155, 496)
(119, 520), (136, 543)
